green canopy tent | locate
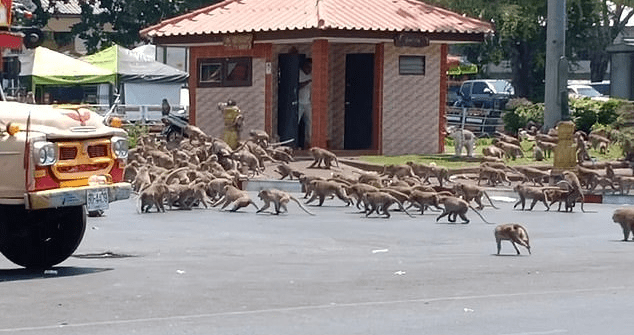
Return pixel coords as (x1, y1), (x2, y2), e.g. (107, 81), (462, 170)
(81, 45), (188, 106)
(19, 47), (116, 103)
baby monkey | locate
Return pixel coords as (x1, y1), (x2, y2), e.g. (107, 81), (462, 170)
(257, 189), (315, 215)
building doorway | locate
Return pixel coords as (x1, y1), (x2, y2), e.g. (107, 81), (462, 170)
(344, 53), (374, 150)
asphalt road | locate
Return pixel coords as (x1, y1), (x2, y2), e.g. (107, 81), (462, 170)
(1, 193), (633, 334)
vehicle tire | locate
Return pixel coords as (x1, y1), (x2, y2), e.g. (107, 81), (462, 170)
(166, 129), (179, 142)
(88, 210), (104, 217)
(0, 205), (86, 269)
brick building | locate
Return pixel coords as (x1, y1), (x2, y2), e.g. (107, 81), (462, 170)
(141, 0), (492, 155)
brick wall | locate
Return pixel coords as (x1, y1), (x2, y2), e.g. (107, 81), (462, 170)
(189, 44), (271, 139)
(382, 44), (441, 155)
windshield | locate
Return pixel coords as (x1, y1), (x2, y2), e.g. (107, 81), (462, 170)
(491, 80), (515, 95)
(576, 87), (602, 97)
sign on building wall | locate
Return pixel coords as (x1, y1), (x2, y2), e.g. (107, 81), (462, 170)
(223, 34), (253, 50)
(0, 0), (12, 27)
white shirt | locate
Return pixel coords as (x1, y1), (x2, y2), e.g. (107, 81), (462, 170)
(298, 70), (311, 104)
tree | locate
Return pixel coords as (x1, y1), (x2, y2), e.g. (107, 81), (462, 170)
(428, 0), (634, 101)
(41, 0), (221, 54)
(580, 0), (634, 82)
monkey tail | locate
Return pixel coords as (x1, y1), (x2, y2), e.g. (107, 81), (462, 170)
(397, 200), (415, 218)
(468, 204), (494, 224)
(483, 191), (499, 209)
(136, 194), (142, 214)
(290, 196), (316, 215)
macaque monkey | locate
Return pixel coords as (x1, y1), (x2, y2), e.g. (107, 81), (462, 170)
(558, 170), (586, 212)
(275, 163), (303, 180)
(495, 131), (521, 146)
(533, 145), (544, 161)
(477, 166), (511, 186)
(362, 191), (414, 218)
(408, 190), (442, 214)
(589, 133), (610, 151)
(249, 129), (270, 147)
(535, 139), (555, 159)
(213, 185), (260, 212)
(482, 145), (505, 159)
(515, 166), (550, 186)
(436, 196), (492, 224)
(305, 180), (352, 206)
(492, 139), (524, 160)
(599, 141), (609, 155)
(612, 207), (634, 241)
(137, 182), (169, 213)
(494, 223), (531, 255)
(382, 164), (418, 180)
(453, 182), (499, 209)
(308, 147), (339, 169)
(257, 189), (315, 215)
(513, 184), (550, 211)
(615, 175), (634, 195)
(346, 183), (380, 209)
(183, 124), (208, 144)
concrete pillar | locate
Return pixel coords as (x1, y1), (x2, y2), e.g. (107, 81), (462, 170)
(544, 0), (568, 130)
(311, 39), (329, 148)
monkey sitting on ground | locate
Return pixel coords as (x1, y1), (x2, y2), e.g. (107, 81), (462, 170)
(612, 207), (634, 241)
(494, 223), (531, 255)
(453, 182), (499, 210)
(257, 189), (315, 215)
(213, 185), (260, 212)
(305, 180), (352, 206)
(308, 147), (339, 169)
(362, 191), (415, 219)
(436, 196), (492, 224)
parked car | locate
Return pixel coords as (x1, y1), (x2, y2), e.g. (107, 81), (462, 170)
(447, 84), (461, 106)
(568, 84), (609, 101)
(454, 79), (515, 109)
(589, 81), (610, 96)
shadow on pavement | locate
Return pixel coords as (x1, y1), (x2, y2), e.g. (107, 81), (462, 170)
(0, 266), (113, 282)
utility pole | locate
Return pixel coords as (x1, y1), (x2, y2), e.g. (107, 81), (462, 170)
(544, 0), (568, 130)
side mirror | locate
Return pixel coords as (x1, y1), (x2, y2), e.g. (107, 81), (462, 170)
(484, 88), (493, 95)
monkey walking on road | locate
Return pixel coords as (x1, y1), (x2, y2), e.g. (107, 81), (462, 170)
(257, 189), (315, 215)
(436, 196), (493, 224)
(494, 223), (531, 255)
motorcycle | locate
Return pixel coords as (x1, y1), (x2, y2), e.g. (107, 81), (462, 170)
(161, 110), (190, 142)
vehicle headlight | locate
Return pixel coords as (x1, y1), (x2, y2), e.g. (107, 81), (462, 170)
(33, 142), (57, 166)
(111, 137), (128, 159)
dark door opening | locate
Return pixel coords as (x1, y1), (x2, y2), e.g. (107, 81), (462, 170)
(344, 53), (374, 150)
(277, 53), (305, 148)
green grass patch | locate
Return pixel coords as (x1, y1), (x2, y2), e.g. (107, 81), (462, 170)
(359, 138), (623, 169)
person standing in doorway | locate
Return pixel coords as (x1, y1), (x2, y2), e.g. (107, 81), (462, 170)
(298, 58), (312, 149)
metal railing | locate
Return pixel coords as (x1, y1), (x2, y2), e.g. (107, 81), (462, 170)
(446, 106), (505, 137)
(90, 104), (189, 124)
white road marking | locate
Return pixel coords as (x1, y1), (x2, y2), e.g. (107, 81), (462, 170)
(0, 286), (625, 332)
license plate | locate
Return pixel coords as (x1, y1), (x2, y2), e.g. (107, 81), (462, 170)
(87, 188), (109, 211)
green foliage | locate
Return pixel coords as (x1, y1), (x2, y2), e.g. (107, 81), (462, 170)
(37, 0), (223, 54)
(124, 124), (149, 148)
(569, 98), (621, 134)
(502, 98), (544, 135)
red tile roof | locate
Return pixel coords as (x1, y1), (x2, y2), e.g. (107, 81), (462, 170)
(141, 0), (493, 38)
